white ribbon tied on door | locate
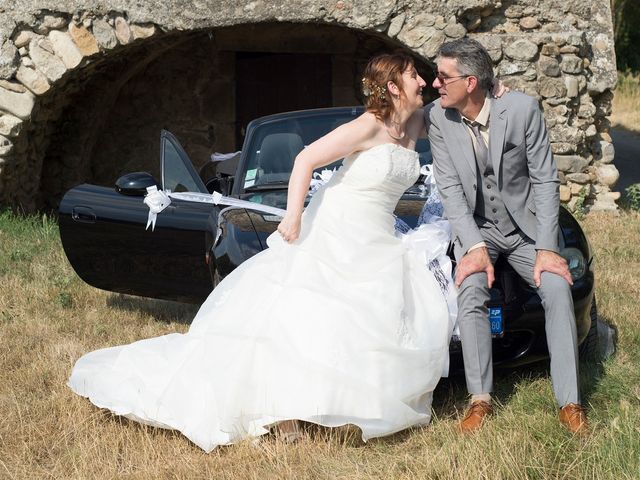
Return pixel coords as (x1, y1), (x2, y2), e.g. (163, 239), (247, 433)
(143, 186), (287, 231)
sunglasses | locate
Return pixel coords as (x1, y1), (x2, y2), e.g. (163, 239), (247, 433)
(435, 74), (469, 85)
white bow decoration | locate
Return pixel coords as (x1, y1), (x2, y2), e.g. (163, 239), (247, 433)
(143, 186), (172, 231)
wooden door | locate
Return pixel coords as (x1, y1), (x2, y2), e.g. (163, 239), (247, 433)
(235, 52), (332, 147)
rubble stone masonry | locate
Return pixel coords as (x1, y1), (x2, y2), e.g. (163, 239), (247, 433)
(0, 1), (618, 212)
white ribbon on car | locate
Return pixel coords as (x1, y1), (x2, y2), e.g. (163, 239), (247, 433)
(143, 185), (286, 231)
(210, 151), (241, 162)
(144, 169), (342, 231)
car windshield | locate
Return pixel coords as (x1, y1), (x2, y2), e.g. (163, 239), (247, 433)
(242, 114), (349, 190)
(240, 110), (432, 190)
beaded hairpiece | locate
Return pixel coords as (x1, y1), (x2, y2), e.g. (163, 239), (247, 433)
(361, 77), (386, 101)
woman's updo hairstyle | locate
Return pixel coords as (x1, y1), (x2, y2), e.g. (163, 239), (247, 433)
(362, 52), (414, 122)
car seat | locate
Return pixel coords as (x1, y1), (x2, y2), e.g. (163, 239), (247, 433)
(259, 133), (305, 175)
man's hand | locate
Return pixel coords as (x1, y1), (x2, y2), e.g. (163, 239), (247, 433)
(533, 250), (573, 287)
(455, 247), (495, 288)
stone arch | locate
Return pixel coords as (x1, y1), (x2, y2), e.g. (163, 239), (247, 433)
(1, 13), (442, 211)
(0, 1), (619, 212)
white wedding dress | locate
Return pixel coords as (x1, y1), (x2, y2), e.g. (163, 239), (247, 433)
(68, 143), (455, 452)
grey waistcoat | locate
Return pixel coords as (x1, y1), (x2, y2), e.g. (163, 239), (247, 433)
(474, 164), (517, 234)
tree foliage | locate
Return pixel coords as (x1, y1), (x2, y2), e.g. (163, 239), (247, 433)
(613, 0), (640, 72)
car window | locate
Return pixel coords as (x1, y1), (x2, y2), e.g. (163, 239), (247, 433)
(161, 130), (208, 194)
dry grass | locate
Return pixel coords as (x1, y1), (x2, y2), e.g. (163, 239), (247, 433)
(1, 210), (640, 479)
(611, 71), (640, 133)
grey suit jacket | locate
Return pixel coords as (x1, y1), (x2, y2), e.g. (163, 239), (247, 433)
(426, 92), (560, 255)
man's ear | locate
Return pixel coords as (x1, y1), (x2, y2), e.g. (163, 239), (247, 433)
(465, 76), (479, 94)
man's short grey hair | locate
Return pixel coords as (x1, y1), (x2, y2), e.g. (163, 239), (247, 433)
(436, 38), (494, 92)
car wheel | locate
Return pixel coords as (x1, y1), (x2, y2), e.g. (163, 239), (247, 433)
(579, 296), (598, 359)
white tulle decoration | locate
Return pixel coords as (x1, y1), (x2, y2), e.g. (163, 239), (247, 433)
(309, 168), (337, 196)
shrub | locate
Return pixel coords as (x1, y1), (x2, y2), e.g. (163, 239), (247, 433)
(624, 183), (640, 211)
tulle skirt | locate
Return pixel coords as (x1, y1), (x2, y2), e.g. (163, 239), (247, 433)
(69, 179), (454, 452)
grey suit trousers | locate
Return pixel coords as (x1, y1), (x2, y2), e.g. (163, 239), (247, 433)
(456, 224), (581, 406)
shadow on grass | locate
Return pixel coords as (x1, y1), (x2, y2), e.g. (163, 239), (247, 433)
(106, 294), (199, 325)
(580, 313), (618, 404)
(431, 364), (549, 419)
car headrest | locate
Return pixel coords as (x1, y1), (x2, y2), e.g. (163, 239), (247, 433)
(259, 133), (304, 174)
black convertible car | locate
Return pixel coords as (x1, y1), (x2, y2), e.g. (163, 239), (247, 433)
(59, 107), (597, 370)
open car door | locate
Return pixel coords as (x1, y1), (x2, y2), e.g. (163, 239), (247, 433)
(59, 130), (216, 303)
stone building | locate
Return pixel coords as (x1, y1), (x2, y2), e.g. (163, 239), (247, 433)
(0, 0), (618, 212)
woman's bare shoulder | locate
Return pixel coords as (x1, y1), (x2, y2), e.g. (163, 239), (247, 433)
(336, 111), (380, 140)
(353, 111), (379, 128)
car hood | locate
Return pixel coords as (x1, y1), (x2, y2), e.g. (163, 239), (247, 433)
(243, 193), (428, 236)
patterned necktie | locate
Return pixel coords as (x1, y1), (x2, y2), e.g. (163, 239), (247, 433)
(467, 120), (489, 174)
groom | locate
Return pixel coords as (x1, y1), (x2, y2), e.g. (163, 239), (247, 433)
(425, 38), (587, 434)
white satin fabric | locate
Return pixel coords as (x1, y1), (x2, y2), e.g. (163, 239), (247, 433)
(68, 143), (455, 452)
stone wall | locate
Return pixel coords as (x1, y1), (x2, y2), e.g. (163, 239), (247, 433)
(0, 0), (618, 212)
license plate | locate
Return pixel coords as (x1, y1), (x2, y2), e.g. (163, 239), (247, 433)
(489, 306), (504, 337)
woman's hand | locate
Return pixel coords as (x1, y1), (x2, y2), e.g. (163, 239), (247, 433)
(277, 213), (302, 243)
(491, 78), (510, 98)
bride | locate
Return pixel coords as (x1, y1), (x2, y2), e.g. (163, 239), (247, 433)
(68, 53), (455, 452)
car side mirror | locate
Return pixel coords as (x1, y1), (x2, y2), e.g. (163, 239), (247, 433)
(206, 174), (234, 196)
(115, 172), (159, 196)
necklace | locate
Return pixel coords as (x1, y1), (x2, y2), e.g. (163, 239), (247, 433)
(386, 127), (406, 140)
(385, 119), (406, 140)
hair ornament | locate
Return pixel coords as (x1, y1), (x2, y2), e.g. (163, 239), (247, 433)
(362, 77), (386, 100)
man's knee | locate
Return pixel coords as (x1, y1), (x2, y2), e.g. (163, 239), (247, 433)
(458, 272), (490, 305)
(538, 271), (572, 300)
(460, 271), (489, 290)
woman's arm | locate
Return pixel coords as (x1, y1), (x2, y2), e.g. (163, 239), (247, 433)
(277, 114), (377, 242)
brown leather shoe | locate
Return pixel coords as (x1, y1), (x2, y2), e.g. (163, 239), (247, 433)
(459, 400), (493, 433)
(559, 403), (588, 434)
